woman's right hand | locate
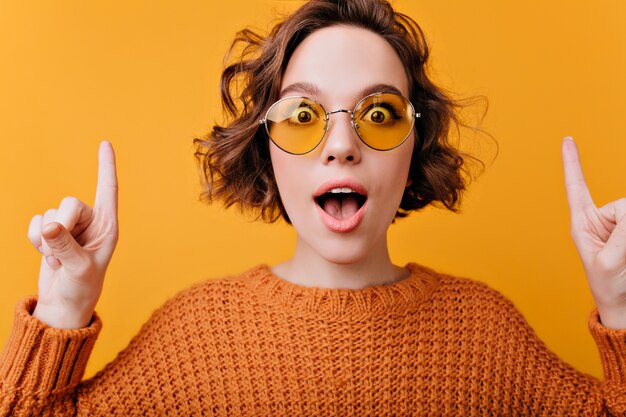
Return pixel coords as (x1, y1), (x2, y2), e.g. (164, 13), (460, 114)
(29, 141), (119, 329)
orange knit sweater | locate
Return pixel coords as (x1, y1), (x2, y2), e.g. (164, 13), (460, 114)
(1, 263), (625, 416)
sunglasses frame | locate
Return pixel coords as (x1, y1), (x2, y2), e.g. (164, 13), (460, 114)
(259, 91), (421, 155)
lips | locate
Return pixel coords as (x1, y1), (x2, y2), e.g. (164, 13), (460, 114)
(314, 179), (368, 233)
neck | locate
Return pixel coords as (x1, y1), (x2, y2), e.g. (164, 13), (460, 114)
(271, 234), (409, 289)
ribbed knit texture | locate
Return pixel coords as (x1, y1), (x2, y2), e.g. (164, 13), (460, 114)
(1, 263), (625, 416)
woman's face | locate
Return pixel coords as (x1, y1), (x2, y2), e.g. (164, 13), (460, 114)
(270, 25), (414, 264)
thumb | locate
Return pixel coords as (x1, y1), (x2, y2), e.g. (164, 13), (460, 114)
(41, 222), (87, 270)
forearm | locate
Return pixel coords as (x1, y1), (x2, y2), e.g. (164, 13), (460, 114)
(0, 297), (101, 417)
(597, 304), (626, 330)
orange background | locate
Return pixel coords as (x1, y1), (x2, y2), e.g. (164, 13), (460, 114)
(1, 1), (625, 379)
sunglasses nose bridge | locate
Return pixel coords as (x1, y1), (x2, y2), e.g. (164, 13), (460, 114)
(326, 109), (356, 129)
(327, 109), (352, 116)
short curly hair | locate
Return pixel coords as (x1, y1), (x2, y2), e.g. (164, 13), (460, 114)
(193, 0), (484, 223)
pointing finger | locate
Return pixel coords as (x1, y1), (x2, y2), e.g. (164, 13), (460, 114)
(562, 137), (595, 219)
(94, 140), (119, 215)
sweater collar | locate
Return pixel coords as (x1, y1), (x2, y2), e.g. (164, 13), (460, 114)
(244, 263), (440, 319)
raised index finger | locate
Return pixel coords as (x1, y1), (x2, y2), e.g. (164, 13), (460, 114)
(94, 140), (119, 214)
(561, 136), (594, 217)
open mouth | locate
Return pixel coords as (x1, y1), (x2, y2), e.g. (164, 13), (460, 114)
(315, 188), (368, 220)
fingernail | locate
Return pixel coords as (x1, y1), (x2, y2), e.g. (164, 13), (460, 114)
(42, 223), (62, 239)
(45, 255), (60, 267)
(564, 136), (574, 141)
(37, 245), (43, 254)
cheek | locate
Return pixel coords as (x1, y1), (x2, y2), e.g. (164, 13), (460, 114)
(385, 138), (414, 183)
(376, 141), (414, 210)
(269, 145), (289, 197)
(269, 144), (304, 216)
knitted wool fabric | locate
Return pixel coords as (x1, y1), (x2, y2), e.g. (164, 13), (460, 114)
(1, 263), (625, 416)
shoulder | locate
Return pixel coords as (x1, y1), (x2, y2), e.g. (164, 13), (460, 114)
(426, 266), (512, 303)
(413, 265), (562, 358)
(147, 264), (264, 320)
(410, 263), (513, 304)
(414, 264), (530, 328)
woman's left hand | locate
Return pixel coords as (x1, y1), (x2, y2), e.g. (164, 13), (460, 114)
(562, 136), (626, 330)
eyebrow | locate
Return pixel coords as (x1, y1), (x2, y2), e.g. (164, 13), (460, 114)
(279, 82), (320, 98)
(360, 83), (404, 97)
(278, 82), (405, 99)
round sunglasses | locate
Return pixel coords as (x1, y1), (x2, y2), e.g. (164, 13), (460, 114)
(259, 92), (421, 155)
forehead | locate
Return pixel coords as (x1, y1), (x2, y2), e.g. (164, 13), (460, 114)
(280, 25), (409, 102)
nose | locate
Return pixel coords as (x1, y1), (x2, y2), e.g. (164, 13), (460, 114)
(319, 111), (362, 164)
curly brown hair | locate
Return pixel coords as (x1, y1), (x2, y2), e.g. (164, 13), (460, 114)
(193, 0), (485, 223)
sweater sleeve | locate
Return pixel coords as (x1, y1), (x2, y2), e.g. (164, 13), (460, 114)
(0, 284), (214, 417)
(588, 309), (626, 414)
(0, 297), (101, 416)
(483, 293), (626, 416)
(442, 276), (626, 416)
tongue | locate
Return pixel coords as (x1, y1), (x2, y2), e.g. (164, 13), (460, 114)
(322, 195), (360, 220)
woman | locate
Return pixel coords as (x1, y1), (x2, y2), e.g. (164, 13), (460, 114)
(1, 0), (625, 415)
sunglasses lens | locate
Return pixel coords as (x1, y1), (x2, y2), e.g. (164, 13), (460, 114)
(354, 93), (415, 150)
(265, 97), (326, 154)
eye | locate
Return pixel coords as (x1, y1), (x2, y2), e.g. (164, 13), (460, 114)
(367, 108), (389, 124)
(287, 104), (319, 126)
(297, 110), (311, 123)
(360, 103), (400, 126)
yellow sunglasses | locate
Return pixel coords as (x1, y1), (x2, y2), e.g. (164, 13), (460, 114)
(259, 92), (421, 155)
